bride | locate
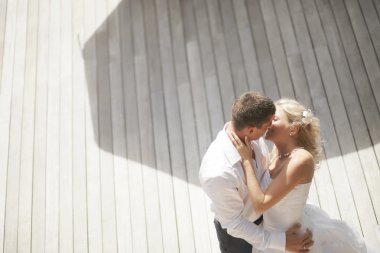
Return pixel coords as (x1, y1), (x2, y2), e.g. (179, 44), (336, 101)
(229, 98), (378, 253)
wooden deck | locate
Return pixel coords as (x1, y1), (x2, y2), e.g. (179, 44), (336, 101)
(0, 0), (379, 252)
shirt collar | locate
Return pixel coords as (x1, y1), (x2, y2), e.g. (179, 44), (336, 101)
(219, 122), (265, 167)
(219, 122), (245, 166)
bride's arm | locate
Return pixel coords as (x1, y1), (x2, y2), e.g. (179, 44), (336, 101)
(229, 131), (314, 213)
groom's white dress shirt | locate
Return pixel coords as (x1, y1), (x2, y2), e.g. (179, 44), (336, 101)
(199, 123), (285, 251)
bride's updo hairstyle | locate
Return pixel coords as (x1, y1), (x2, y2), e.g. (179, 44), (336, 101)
(275, 98), (323, 165)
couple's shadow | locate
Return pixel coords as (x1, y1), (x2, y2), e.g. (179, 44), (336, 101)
(82, 0), (209, 186)
(82, 0), (380, 187)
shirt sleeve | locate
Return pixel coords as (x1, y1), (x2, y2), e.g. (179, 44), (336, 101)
(201, 171), (286, 251)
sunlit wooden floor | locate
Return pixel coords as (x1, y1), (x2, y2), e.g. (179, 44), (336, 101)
(0, 0), (379, 252)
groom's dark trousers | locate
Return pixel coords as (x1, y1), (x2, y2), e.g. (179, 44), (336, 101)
(214, 216), (263, 253)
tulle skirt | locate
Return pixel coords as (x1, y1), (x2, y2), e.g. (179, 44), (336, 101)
(303, 204), (378, 253)
(258, 204), (379, 253)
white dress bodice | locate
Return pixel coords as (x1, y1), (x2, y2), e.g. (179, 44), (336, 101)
(263, 174), (311, 233)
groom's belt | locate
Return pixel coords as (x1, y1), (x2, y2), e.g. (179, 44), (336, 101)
(215, 215), (263, 228)
(253, 215), (263, 225)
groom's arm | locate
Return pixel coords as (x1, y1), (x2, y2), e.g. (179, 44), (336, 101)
(201, 172), (286, 251)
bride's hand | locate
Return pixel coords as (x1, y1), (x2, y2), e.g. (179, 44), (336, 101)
(228, 131), (253, 161)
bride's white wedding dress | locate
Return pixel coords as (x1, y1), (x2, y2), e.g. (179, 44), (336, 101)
(258, 172), (379, 253)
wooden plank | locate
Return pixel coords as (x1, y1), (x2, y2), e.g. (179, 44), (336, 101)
(141, 0), (175, 250)
(329, 0), (380, 222)
(233, 0), (263, 93)
(141, 0), (187, 252)
(94, 0), (118, 251)
(155, 0), (193, 251)
(274, 0), (312, 106)
(17, 0), (38, 251)
(83, 0), (103, 252)
(45, 0), (61, 251)
(185, 2), (218, 251)
(84, 51), (102, 251)
(358, 0), (380, 68)
(192, 0), (226, 250)
(192, 0), (224, 136)
(31, 0), (50, 251)
(131, 0), (164, 251)
(302, 0), (362, 232)
(175, 1), (214, 252)
(203, 196), (219, 253)
(181, 0), (213, 153)
(72, 0), (89, 252)
(259, 0), (294, 98)
(0, 0), (379, 251)
(59, 0), (74, 251)
(150, 89), (180, 253)
(205, 0), (235, 121)
(168, 0), (200, 251)
(3, 0), (28, 251)
(178, 78), (214, 253)
(288, 0), (340, 219)
(219, 0), (249, 96)
(356, 148), (380, 248)
(118, 1), (149, 252)
(316, 0), (380, 243)
(0, 0), (7, 90)
(178, 1), (215, 252)
(344, 0), (380, 109)
(374, 0), (380, 21)
(0, 0), (15, 249)
(246, 0), (280, 99)
(313, 161), (336, 212)
(315, 0), (377, 234)
(195, 5), (236, 247)
(106, 1), (133, 252)
(119, 0), (148, 252)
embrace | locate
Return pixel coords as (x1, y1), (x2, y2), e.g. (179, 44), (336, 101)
(199, 92), (378, 253)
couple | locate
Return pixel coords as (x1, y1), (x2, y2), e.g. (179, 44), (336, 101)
(199, 92), (378, 253)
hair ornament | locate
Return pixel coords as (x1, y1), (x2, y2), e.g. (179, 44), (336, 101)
(302, 109), (313, 125)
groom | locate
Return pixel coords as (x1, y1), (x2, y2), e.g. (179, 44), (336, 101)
(199, 92), (313, 253)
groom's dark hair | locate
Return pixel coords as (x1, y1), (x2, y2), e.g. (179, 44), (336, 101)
(232, 91), (275, 131)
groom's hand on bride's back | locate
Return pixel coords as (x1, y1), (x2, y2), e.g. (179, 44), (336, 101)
(285, 223), (313, 252)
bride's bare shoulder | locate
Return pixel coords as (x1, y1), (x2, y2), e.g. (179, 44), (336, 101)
(288, 149), (314, 181)
(294, 148), (313, 160)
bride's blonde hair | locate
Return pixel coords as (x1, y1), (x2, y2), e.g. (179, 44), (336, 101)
(272, 99), (323, 165)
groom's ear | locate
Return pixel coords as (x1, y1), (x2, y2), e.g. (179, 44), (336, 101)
(247, 126), (257, 134)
